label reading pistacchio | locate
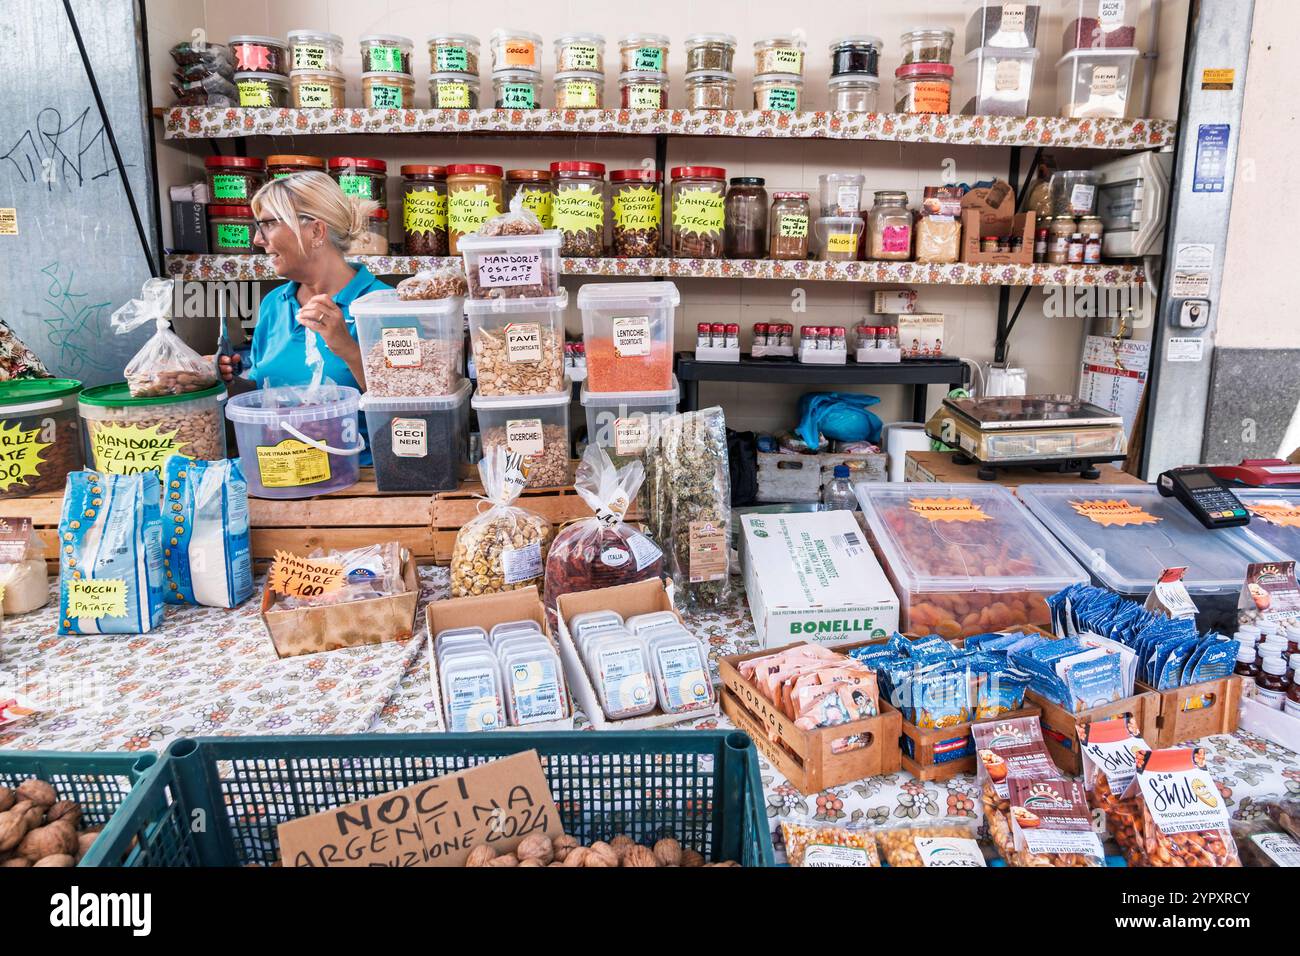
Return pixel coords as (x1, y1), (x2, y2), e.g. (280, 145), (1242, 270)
(478, 251), (542, 288)
(449, 185), (502, 233)
(565, 44), (599, 70)
(553, 185), (604, 233)
(802, 844), (873, 867)
(614, 415), (649, 455)
(293, 44), (328, 70)
(500, 83), (536, 109)
(369, 83), (404, 109)
(1000, 4), (1027, 32)
(907, 497), (993, 523)
(381, 327), (422, 368)
(562, 80), (599, 108)
(612, 185), (660, 230)
(404, 190), (448, 234)
(435, 81), (471, 108)
(506, 418), (545, 458)
(1090, 66), (1119, 97)
(436, 46), (469, 71)
(505, 322), (543, 363)
(1068, 498), (1161, 527)
(211, 173), (249, 200)
(779, 214), (809, 238)
(688, 519), (727, 583)
(612, 315), (651, 356)
(994, 60), (1022, 92)
(390, 417), (427, 458)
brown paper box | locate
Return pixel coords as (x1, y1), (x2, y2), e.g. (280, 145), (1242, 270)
(959, 179), (1035, 265)
(261, 555), (419, 658)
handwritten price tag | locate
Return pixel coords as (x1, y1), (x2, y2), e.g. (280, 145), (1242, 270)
(67, 579), (128, 619)
(268, 550), (345, 599)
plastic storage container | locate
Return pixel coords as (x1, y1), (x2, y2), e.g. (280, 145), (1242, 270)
(234, 71), (290, 107)
(429, 72), (479, 108)
(226, 386), (364, 498)
(965, 1), (1041, 51)
(493, 70), (542, 109)
(578, 281), (679, 392)
(1018, 484), (1289, 632)
(856, 482), (1087, 638)
(490, 29), (543, 72)
(230, 35), (289, 74)
(1056, 48), (1138, 118)
(818, 172), (865, 217)
(554, 32), (605, 72)
(360, 379), (470, 492)
(1060, 0), (1141, 51)
(290, 69), (346, 108)
(0, 378), (84, 496)
(360, 34), (413, 73)
(349, 289), (465, 397)
(79, 382), (228, 477)
(962, 46), (1039, 115)
(471, 385), (571, 489)
(459, 228), (563, 301)
(428, 33), (480, 74)
(580, 376), (680, 466)
(814, 216), (864, 262)
(1233, 489), (1300, 560)
(466, 291), (568, 396)
(362, 71), (415, 108)
(554, 71), (604, 108)
(286, 30), (344, 71)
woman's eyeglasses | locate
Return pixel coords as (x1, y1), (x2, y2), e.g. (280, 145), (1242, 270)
(253, 214), (316, 233)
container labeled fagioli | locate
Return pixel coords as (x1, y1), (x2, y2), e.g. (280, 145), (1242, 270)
(578, 281), (679, 392)
(472, 385), (572, 488)
(230, 35), (288, 75)
(204, 155), (266, 203)
(234, 71), (290, 107)
(360, 380), (470, 493)
(350, 290), (465, 397)
(79, 382), (228, 477)
(360, 34), (414, 73)
(491, 29), (543, 72)
(362, 71), (415, 109)
(287, 30), (344, 71)
(493, 69), (542, 108)
(429, 72), (479, 108)
(619, 33), (670, 72)
(753, 73), (802, 111)
(555, 71), (604, 108)
(207, 205), (257, 253)
(554, 32), (605, 72)
(226, 385), (364, 498)
(0, 379), (84, 497)
(428, 33), (480, 74)
(290, 69), (346, 108)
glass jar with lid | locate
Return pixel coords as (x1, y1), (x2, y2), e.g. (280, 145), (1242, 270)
(670, 166), (726, 259)
(234, 72), (290, 107)
(429, 72), (479, 108)
(267, 154), (324, 179)
(446, 164), (504, 255)
(551, 161), (607, 257)
(555, 71), (604, 109)
(554, 33), (605, 72)
(401, 165), (448, 256)
(754, 35), (806, 75)
(360, 34), (414, 73)
(619, 71), (669, 108)
(830, 35), (883, 77)
(427, 33), (480, 74)
(1048, 216), (1075, 264)
(208, 205), (257, 254)
(610, 169), (663, 257)
(894, 63), (953, 113)
(754, 74), (802, 112)
(828, 75), (880, 111)
(899, 27), (954, 65)
(725, 178), (768, 259)
(867, 190), (913, 261)
(205, 156), (266, 204)
(769, 191), (811, 260)
(1080, 215), (1103, 264)
(287, 30), (344, 71)
(291, 69), (346, 108)
(685, 71), (736, 109)
(328, 156), (388, 208)
(685, 33), (736, 72)
(493, 70), (542, 109)
(229, 36), (289, 75)
(362, 71), (415, 108)
(619, 33), (670, 73)
(490, 29), (543, 72)
(506, 169), (553, 228)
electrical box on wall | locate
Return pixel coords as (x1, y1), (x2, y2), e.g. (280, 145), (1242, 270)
(1177, 299), (1210, 329)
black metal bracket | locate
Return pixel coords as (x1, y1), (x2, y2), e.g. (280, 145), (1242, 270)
(994, 286), (1034, 365)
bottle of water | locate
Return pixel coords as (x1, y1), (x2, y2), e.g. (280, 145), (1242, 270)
(822, 464), (857, 511)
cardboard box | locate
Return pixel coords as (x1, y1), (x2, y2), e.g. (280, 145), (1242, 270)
(959, 179), (1035, 265)
(261, 555), (418, 658)
(896, 313), (945, 359)
(424, 585), (573, 732)
(741, 511), (899, 648)
(872, 290), (917, 314)
(903, 451), (1144, 489)
(555, 578), (720, 730)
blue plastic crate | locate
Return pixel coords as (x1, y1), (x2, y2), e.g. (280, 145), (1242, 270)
(91, 731), (775, 867)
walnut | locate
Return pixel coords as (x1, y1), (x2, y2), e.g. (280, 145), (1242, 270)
(0, 787), (13, 812)
(552, 834), (580, 863)
(0, 803), (34, 853)
(19, 821), (77, 862)
(623, 845), (658, 868)
(46, 801), (82, 829)
(33, 854), (75, 867)
(584, 842), (618, 867)
(465, 845), (497, 867)
(518, 859), (545, 867)
(516, 834), (554, 865)
(681, 849), (705, 867)
(0, 857), (30, 867)
(561, 846), (590, 867)
(487, 853), (520, 867)
(653, 838), (683, 867)
(16, 779), (56, 809)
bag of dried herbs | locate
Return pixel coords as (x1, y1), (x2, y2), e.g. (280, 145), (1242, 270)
(645, 406), (733, 609)
(450, 446), (553, 598)
(543, 444), (665, 628)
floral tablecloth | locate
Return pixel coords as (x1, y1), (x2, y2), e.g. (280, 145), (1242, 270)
(4, 570), (1297, 845)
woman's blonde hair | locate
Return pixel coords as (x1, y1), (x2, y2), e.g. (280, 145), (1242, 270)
(249, 170), (378, 254)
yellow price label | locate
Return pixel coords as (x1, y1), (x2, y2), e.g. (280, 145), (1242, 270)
(267, 550), (346, 599)
(67, 579), (128, 619)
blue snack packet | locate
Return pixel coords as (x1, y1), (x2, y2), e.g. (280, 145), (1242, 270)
(1062, 653), (1125, 712)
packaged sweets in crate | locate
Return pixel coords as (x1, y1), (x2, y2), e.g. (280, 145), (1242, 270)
(450, 447), (553, 598)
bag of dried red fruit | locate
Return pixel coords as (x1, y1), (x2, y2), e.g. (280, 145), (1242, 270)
(543, 443), (665, 629)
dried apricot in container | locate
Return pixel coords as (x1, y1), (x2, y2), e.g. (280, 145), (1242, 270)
(780, 822), (880, 867)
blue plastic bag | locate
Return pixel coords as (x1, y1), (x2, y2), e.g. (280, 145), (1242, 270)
(163, 455), (254, 608)
(797, 392), (882, 448)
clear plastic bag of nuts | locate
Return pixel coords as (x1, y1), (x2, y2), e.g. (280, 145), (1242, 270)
(449, 446), (553, 598)
(112, 278), (218, 398)
(1125, 747), (1241, 867)
(875, 819), (987, 867)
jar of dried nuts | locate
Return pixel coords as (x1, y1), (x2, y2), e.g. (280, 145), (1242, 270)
(768, 191), (811, 260)
(551, 161), (606, 257)
(401, 165), (448, 256)
(670, 166), (726, 259)
(506, 169), (553, 228)
(427, 33), (480, 74)
(610, 168), (662, 257)
(724, 177), (767, 259)
(753, 35), (806, 75)
(685, 33), (736, 72)
(685, 70), (736, 109)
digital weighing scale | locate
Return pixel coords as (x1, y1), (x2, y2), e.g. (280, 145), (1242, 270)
(925, 394), (1127, 481)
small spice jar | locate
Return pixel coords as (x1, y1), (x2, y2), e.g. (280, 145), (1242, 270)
(1034, 216), (1051, 262)
(552, 161), (607, 257)
(446, 163), (504, 255)
(900, 27), (954, 65)
(685, 71), (736, 109)
(670, 166), (726, 259)
(867, 190), (913, 260)
(229, 35), (288, 75)
(493, 70), (542, 109)
(506, 169), (554, 228)
(349, 209), (390, 255)
(429, 72), (479, 108)
(208, 205), (257, 253)
(610, 169), (663, 257)
(287, 30), (344, 71)
(363, 71), (415, 109)
(427, 33), (480, 74)
(620, 71), (669, 108)
(555, 71), (604, 109)
(329, 156), (388, 209)
(490, 29), (543, 72)
(769, 191), (811, 260)
(754, 74), (802, 112)
(830, 35), (883, 76)
(205, 156), (266, 204)
(267, 154), (324, 179)
(234, 72), (290, 107)
(1067, 231), (1085, 264)
(725, 178), (768, 259)
(619, 33), (670, 73)
(1079, 215), (1103, 263)
(290, 69), (346, 108)
(685, 33), (736, 72)
(828, 75), (880, 111)
(754, 35), (806, 75)
(894, 63), (953, 113)
(981, 235), (999, 253)
(360, 34), (413, 74)
(402, 165), (448, 256)
(554, 32), (605, 72)
(1048, 216), (1075, 263)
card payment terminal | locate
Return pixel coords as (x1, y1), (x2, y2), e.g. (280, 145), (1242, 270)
(1157, 466), (1250, 529)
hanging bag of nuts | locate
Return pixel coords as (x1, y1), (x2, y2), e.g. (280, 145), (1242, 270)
(543, 444), (665, 628)
(112, 278), (218, 397)
(450, 446), (554, 598)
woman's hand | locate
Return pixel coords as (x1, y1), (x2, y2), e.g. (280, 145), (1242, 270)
(214, 353), (241, 383)
(296, 294), (357, 358)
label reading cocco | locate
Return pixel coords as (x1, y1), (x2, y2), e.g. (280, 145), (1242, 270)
(673, 189), (725, 236)
(211, 173), (249, 200)
(390, 417), (427, 458)
(435, 81), (471, 108)
(478, 251), (541, 288)
(504, 41), (536, 67)
(759, 87), (798, 112)
(500, 83), (536, 109)
(381, 327), (422, 368)
(369, 83), (404, 109)
(506, 418), (545, 458)
(612, 315), (651, 357)
(404, 190), (448, 234)
(505, 323), (543, 363)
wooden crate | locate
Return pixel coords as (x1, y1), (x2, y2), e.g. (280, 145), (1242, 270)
(1135, 675), (1243, 749)
(897, 702), (1043, 782)
(0, 492), (61, 573)
(1026, 689), (1163, 775)
(755, 452), (822, 504)
(718, 644), (902, 794)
